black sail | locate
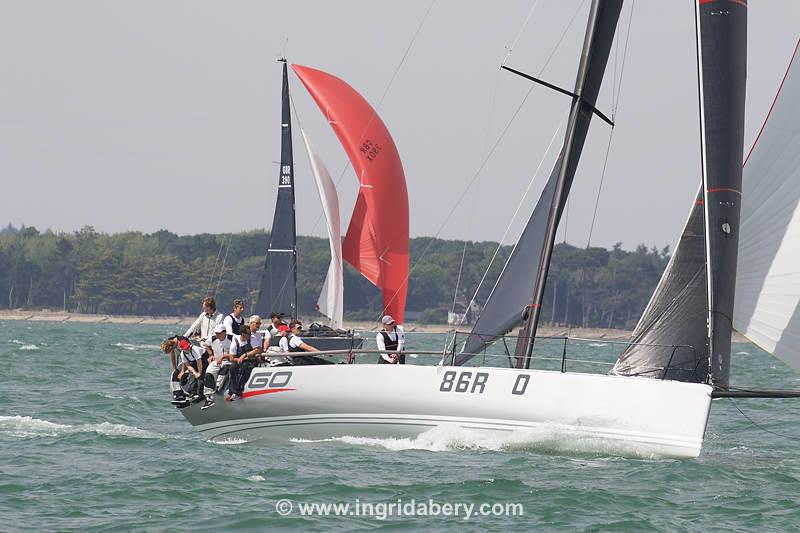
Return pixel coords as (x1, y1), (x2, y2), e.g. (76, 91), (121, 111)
(255, 60), (298, 318)
(458, 0), (623, 366)
(612, 188), (709, 381)
(612, 0), (746, 386)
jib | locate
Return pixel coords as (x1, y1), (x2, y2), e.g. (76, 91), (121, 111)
(247, 371), (293, 389)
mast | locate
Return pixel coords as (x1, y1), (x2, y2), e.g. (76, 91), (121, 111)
(514, 0), (623, 369)
(255, 59), (298, 319)
(695, 0), (747, 388)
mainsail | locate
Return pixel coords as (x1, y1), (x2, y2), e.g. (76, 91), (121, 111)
(256, 60), (298, 318)
(458, 0), (623, 365)
(613, 0), (747, 387)
(292, 64), (409, 322)
(301, 129), (344, 330)
(734, 39), (800, 371)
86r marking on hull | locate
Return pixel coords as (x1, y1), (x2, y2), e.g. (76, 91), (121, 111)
(439, 371), (489, 394)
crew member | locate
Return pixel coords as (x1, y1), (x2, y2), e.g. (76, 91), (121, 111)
(201, 323), (232, 409)
(376, 315), (405, 364)
(184, 296), (223, 346)
(226, 325), (262, 401)
(279, 320), (319, 353)
(223, 298), (246, 340)
(161, 336), (206, 407)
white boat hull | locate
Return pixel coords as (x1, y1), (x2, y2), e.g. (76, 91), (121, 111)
(180, 364), (713, 458)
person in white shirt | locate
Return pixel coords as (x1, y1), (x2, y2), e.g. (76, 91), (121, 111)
(201, 323), (232, 409)
(376, 315), (405, 364)
(161, 336), (206, 408)
(184, 297), (223, 346)
(223, 298), (246, 340)
(226, 325), (263, 401)
(248, 315), (269, 353)
(279, 320), (319, 353)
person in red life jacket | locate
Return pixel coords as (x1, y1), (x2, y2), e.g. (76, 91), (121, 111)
(279, 320), (319, 353)
(161, 336), (206, 408)
(223, 298), (246, 340)
(225, 325), (262, 401)
(376, 315), (405, 364)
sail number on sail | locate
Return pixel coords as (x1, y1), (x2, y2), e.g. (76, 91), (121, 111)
(359, 139), (381, 162)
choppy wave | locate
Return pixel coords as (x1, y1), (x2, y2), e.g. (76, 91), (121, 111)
(0, 415), (165, 440)
(113, 342), (161, 351)
(292, 425), (667, 459)
(210, 437), (248, 445)
(247, 474), (265, 482)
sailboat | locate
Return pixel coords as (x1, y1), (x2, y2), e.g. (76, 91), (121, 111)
(179, 0), (797, 458)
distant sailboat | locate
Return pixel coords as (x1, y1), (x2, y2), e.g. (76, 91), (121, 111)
(254, 59), (362, 351)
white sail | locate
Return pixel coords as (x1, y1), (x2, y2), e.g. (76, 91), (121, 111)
(734, 41), (800, 370)
(301, 129), (344, 329)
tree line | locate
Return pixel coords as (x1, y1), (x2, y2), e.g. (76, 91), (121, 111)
(0, 224), (669, 328)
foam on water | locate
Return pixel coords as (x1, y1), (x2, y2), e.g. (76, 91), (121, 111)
(210, 437), (248, 445)
(19, 344), (39, 351)
(291, 425), (665, 459)
(113, 342), (160, 351)
(0, 415), (165, 440)
(587, 342), (608, 347)
(247, 474), (265, 482)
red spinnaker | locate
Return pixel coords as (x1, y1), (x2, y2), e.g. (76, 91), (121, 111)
(292, 64), (409, 322)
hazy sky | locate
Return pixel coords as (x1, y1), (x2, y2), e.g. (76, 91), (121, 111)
(1, 1), (798, 250)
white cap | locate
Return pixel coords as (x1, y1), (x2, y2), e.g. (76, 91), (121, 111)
(381, 315), (395, 325)
(214, 323), (226, 333)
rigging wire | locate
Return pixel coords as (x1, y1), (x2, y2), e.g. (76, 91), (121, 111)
(303, 0), (438, 239)
(205, 236), (226, 297)
(729, 398), (798, 440)
(213, 234), (231, 299)
(381, 0), (590, 322)
(586, 0), (636, 247)
(450, 0), (541, 319)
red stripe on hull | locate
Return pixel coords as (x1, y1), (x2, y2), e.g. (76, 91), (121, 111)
(241, 388), (296, 399)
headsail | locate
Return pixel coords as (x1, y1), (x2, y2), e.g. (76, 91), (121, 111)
(256, 60), (298, 318)
(301, 129), (344, 330)
(612, 0), (747, 387)
(734, 39), (800, 370)
(612, 189), (709, 381)
(292, 64), (409, 322)
(458, 0), (623, 366)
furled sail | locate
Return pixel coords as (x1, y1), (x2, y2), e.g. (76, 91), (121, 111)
(301, 129), (344, 330)
(256, 60), (298, 318)
(458, 0), (623, 366)
(292, 64), (409, 322)
(612, 189), (709, 381)
(734, 39), (800, 370)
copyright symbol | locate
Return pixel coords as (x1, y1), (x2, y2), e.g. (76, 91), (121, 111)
(275, 499), (293, 516)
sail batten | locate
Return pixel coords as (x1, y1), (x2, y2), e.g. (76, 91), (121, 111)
(256, 60), (298, 318)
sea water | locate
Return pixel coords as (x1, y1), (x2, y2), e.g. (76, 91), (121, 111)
(1, 320), (799, 530)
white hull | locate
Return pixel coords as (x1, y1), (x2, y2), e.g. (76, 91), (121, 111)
(181, 365), (713, 458)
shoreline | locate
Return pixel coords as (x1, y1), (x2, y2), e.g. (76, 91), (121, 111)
(0, 308), (749, 342)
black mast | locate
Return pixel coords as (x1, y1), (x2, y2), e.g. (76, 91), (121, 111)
(255, 59), (298, 319)
(695, 0), (747, 389)
(513, 0), (623, 369)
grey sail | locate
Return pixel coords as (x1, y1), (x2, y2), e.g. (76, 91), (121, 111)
(457, 154), (562, 362)
(458, 0), (623, 366)
(612, 189), (709, 381)
(612, 0), (747, 387)
(255, 60), (298, 318)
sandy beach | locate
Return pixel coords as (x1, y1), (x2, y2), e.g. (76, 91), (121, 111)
(0, 308), (636, 338)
